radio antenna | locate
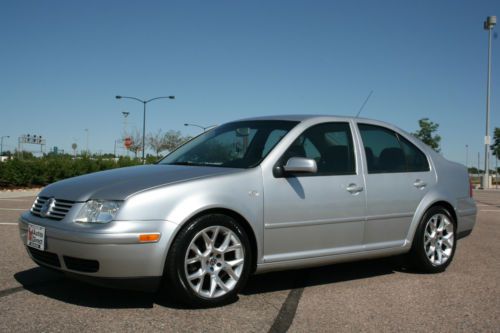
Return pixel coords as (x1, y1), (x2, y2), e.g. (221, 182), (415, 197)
(355, 90), (373, 118)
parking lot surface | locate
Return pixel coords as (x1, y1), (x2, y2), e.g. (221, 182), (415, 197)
(0, 190), (499, 332)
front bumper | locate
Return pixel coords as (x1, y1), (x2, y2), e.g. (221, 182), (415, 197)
(18, 211), (179, 290)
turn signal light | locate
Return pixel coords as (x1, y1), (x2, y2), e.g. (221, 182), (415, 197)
(138, 233), (161, 243)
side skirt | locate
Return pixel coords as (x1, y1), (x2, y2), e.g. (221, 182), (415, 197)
(255, 245), (409, 274)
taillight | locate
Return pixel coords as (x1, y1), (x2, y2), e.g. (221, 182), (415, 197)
(469, 177), (473, 197)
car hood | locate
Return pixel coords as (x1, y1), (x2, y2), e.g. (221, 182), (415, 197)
(39, 164), (243, 202)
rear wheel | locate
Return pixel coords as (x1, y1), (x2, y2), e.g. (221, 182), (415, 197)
(410, 206), (457, 273)
(164, 214), (252, 307)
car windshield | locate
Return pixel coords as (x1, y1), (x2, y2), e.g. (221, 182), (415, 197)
(159, 120), (299, 168)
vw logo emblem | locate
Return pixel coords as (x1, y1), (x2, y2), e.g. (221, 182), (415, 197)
(40, 198), (55, 218)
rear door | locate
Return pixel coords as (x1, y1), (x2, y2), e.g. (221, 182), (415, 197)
(356, 123), (436, 248)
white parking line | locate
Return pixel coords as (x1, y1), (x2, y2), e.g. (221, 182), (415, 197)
(479, 210), (500, 212)
(0, 208), (26, 211)
(0, 223), (17, 225)
(0, 198), (33, 201)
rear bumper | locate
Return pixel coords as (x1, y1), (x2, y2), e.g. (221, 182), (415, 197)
(457, 229), (472, 240)
(456, 197), (477, 237)
(18, 212), (179, 290)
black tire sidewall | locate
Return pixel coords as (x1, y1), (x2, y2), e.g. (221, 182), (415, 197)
(412, 206), (457, 273)
(165, 214), (252, 307)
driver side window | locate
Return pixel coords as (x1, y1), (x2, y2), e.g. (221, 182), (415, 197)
(281, 122), (356, 175)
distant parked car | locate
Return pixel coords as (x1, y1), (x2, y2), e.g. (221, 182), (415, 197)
(19, 115), (476, 307)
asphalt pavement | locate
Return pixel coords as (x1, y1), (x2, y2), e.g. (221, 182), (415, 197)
(0, 190), (498, 332)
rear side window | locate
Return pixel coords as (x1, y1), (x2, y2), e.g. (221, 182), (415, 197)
(358, 124), (429, 173)
(398, 135), (430, 172)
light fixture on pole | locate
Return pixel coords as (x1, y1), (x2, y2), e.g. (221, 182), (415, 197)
(116, 95), (175, 163)
(184, 123), (216, 132)
(483, 15), (496, 188)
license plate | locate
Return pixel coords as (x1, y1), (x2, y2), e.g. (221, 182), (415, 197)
(27, 224), (45, 251)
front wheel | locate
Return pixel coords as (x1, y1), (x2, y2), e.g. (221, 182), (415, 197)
(164, 214), (252, 307)
(409, 206), (457, 273)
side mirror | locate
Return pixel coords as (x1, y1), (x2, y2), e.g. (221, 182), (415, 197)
(283, 157), (317, 174)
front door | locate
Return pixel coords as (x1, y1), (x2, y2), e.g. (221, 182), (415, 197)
(262, 122), (366, 262)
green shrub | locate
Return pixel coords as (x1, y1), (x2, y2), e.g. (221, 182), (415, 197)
(0, 155), (143, 188)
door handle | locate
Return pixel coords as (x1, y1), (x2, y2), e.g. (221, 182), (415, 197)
(413, 179), (427, 189)
(346, 183), (364, 194)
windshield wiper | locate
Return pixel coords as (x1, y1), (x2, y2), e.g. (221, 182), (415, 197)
(168, 161), (206, 166)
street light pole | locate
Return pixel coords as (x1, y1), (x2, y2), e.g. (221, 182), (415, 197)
(116, 95), (175, 163)
(184, 123), (216, 132)
(114, 139), (123, 157)
(121, 111), (130, 133)
(483, 16), (496, 189)
(121, 112), (130, 157)
(143, 101), (146, 162)
(0, 135), (9, 156)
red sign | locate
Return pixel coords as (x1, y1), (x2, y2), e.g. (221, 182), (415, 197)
(124, 137), (132, 149)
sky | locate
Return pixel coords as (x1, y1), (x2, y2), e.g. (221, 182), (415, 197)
(1, 0), (500, 168)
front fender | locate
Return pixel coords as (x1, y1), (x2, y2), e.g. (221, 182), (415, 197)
(118, 167), (265, 263)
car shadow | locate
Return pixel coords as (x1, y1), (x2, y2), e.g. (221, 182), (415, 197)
(14, 256), (409, 309)
(242, 256), (407, 295)
(14, 267), (159, 309)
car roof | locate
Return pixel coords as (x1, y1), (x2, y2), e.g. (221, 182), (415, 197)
(238, 114), (347, 122)
(236, 114), (386, 125)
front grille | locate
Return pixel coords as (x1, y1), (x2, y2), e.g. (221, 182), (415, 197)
(31, 196), (74, 221)
(63, 256), (99, 273)
(28, 247), (61, 267)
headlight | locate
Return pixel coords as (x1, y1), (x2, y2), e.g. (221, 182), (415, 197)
(74, 200), (122, 224)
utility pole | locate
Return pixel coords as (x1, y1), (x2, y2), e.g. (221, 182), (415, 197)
(483, 16), (496, 188)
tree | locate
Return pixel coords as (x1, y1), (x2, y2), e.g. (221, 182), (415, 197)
(490, 127), (500, 158)
(147, 129), (188, 157)
(148, 130), (166, 157)
(163, 130), (186, 153)
(412, 118), (441, 152)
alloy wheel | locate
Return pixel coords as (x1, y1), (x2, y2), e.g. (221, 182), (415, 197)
(184, 225), (245, 298)
(423, 213), (454, 266)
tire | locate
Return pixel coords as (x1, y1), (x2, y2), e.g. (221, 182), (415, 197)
(164, 213), (252, 307)
(409, 206), (457, 273)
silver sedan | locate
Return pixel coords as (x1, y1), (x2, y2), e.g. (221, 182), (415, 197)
(18, 115), (477, 307)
